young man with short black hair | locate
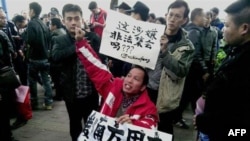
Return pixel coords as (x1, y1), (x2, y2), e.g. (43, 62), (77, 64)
(88, 1), (107, 38)
(51, 4), (99, 141)
(0, 9), (17, 141)
(194, 0), (250, 140)
(27, 2), (53, 110)
(156, 0), (194, 135)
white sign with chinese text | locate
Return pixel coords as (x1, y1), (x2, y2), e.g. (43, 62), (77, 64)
(99, 10), (165, 69)
(78, 111), (172, 141)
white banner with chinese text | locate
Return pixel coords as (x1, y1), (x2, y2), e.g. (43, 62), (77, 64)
(78, 111), (172, 141)
(99, 10), (165, 69)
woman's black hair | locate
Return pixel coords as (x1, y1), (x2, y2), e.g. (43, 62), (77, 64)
(130, 65), (149, 85)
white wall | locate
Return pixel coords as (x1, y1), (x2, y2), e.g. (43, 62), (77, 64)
(122, 0), (237, 19)
(6, 0), (109, 20)
(6, 0), (237, 20)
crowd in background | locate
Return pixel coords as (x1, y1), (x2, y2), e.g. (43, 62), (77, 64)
(1, 0), (250, 141)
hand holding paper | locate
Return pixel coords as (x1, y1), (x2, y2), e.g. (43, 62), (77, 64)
(116, 114), (132, 124)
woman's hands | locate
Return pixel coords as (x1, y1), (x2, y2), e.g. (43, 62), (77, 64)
(116, 114), (132, 125)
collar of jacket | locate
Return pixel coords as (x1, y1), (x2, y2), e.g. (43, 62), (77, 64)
(175, 28), (194, 48)
(31, 16), (39, 20)
(228, 41), (250, 56)
(124, 90), (150, 108)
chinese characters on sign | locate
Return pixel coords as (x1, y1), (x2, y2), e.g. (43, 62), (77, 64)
(99, 10), (165, 69)
(78, 111), (172, 141)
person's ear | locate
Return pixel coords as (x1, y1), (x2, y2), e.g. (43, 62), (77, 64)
(62, 19), (65, 25)
(240, 23), (250, 35)
(140, 85), (146, 92)
(181, 17), (188, 26)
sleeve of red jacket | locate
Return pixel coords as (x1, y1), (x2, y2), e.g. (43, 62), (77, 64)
(132, 113), (158, 129)
(76, 39), (113, 99)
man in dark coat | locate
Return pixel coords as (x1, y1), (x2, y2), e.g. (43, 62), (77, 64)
(51, 4), (99, 141)
(0, 9), (17, 141)
(26, 2), (53, 110)
(194, 0), (250, 140)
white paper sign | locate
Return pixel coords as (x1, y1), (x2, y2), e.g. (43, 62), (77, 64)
(99, 10), (165, 69)
(78, 111), (172, 141)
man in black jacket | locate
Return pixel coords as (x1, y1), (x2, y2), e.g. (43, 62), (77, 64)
(0, 9), (17, 141)
(51, 4), (99, 141)
(49, 17), (66, 101)
(173, 7), (206, 130)
(26, 2), (53, 110)
(194, 0), (250, 140)
(183, 8), (207, 112)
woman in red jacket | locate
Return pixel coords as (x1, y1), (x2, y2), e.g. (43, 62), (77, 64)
(75, 27), (158, 129)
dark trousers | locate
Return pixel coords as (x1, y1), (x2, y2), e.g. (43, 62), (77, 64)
(175, 61), (214, 121)
(13, 55), (28, 85)
(28, 59), (53, 106)
(158, 109), (178, 141)
(50, 64), (63, 98)
(65, 94), (99, 141)
(147, 87), (158, 105)
(0, 88), (13, 141)
(179, 62), (203, 115)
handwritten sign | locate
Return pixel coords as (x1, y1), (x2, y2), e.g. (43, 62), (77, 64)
(78, 111), (172, 141)
(99, 10), (165, 69)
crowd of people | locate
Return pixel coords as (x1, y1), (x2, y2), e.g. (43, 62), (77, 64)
(1, 0), (250, 141)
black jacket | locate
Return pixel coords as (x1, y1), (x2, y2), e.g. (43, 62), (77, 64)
(185, 23), (208, 73)
(51, 33), (76, 102)
(51, 31), (101, 102)
(0, 30), (14, 68)
(196, 41), (250, 141)
(26, 17), (50, 60)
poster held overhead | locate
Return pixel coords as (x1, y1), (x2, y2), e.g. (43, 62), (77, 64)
(99, 10), (165, 69)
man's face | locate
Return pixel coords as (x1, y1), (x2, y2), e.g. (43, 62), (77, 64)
(123, 68), (146, 95)
(148, 16), (154, 23)
(63, 11), (83, 35)
(204, 14), (212, 27)
(196, 11), (206, 27)
(15, 21), (27, 29)
(50, 13), (56, 19)
(49, 22), (55, 31)
(211, 11), (217, 21)
(223, 14), (243, 46)
(29, 9), (34, 18)
(42, 17), (49, 24)
(118, 9), (126, 14)
(21, 11), (28, 19)
(90, 8), (98, 14)
(0, 11), (7, 28)
(166, 6), (186, 32)
(131, 12), (140, 21)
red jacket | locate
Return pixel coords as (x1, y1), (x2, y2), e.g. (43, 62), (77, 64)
(76, 39), (158, 129)
(89, 8), (106, 38)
